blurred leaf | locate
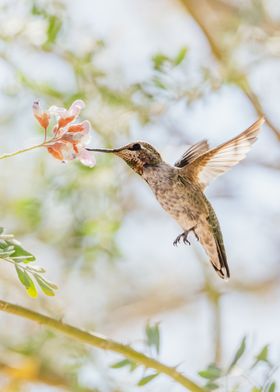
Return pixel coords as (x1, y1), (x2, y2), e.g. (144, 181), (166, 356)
(17, 72), (64, 99)
(111, 359), (131, 368)
(145, 321), (160, 354)
(174, 47), (188, 65)
(205, 382), (219, 390)
(227, 337), (246, 373)
(252, 345), (270, 368)
(137, 373), (159, 386)
(268, 382), (276, 392)
(111, 358), (137, 372)
(267, 382), (276, 392)
(14, 198), (41, 229)
(152, 53), (170, 71)
(153, 78), (166, 90)
(46, 15), (62, 46)
(198, 364), (221, 380)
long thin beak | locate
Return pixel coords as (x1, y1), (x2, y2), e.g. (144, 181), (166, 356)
(86, 147), (123, 153)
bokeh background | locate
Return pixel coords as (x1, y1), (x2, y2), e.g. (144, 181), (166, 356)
(0, 0), (280, 391)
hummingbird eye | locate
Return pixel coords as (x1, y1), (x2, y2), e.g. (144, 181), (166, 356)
(129, 143), (141, 151)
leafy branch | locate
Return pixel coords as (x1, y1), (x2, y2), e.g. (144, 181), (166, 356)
(0, 228), (57, 297)
(198, 337), (277, 391)
(0, 299), (205, 392)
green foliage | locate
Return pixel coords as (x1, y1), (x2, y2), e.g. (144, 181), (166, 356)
(137, 373), (159, 386)
(111, 322), (161, 387)
(152, 47), (188, 71)
(145, 321), (160, 355)
(14, 198), (42, 230)
(198, 363), (222, 391)
(0, 228), (58, 297)
(198, 338), (277, 391)
(111, 358), (137, 372)
(251, 344), (271, 368)
(268, 382), (276, 392)
(198, 363), (222, 380)
(227, 336), (247, 373)
(45, 15), (62, 46)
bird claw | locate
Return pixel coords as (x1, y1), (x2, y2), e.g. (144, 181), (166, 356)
(173, 227), (199, 246)
(173, 231), (191, 247)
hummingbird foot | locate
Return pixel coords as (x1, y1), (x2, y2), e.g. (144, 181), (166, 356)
(173, 230), (191, 246)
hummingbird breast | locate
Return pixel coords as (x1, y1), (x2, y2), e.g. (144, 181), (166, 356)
(142, 163), (207, 229)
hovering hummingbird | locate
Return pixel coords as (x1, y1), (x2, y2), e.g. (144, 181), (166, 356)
(87, 117), (265, 279)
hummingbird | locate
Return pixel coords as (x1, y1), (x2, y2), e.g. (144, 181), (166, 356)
(87, 117), (265, 279)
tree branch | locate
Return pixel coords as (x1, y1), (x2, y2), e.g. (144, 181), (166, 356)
(179, 0), (280, 140)
(0, 299), (205, 392)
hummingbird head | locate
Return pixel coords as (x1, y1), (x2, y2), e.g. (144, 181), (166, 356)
(87, 142), (162, 175)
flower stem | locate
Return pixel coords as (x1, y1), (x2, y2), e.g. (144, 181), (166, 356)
(0, 299), (205, 392)
(0, 142), (45, 160)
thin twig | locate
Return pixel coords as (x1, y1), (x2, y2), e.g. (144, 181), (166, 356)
(179, 0), (280, 140)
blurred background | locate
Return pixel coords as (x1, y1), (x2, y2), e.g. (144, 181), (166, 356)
(0, 0), (280, 391)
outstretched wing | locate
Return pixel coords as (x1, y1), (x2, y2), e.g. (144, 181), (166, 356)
(178, 117), (265, 189)
(175, 140), (209, 167)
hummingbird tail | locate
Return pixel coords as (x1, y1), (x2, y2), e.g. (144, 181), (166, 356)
(211, 234), (230, 280)
(196, 212), (230, 279)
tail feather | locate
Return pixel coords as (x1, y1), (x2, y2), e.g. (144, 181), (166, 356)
(212, 235), (230, 279)
(196, 196), (230, 279)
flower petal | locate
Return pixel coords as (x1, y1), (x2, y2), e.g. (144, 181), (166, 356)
(33, 100), (50, 129)
(67, 120), (90, 134)
(47, 144), (64, 161)
(77, 148), (96, 167)
(68, 100), (85, 117)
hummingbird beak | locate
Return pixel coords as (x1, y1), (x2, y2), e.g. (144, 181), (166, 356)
(86, 147), (124, 153)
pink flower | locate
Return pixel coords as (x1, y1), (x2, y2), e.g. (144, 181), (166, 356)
(32, 100), (50, 130)
(49, 100), (85, 129)
(32, 100), (95, 167)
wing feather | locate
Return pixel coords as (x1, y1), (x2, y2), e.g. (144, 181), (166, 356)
(180, 117), (265, 189)
(174, 140), (209, 168)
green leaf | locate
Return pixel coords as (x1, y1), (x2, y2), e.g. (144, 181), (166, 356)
(111, 358), (137, 371)
(34, 275), (55, 296)
(111, 359), (131, 369)
(174, 47), (188, 65)
(15, 266), (37, 298)
(152, 53), (170, 71)
(153, 78), (166, 90)
(7, 240), (36, 263)
(256, 345), (269, 362)
(252, 345), (270, 368)
(137, 373), (159, 386)
(228, 337), (246, 373)
(46, 15), (62, 45)
(268, 382), (276, 392)
(205, 381), (219, 390)
(145, 322), (160, 354)
(15, 265), (31, 287)
(0, 227), (4, 235)
(198, 364), (221, 380)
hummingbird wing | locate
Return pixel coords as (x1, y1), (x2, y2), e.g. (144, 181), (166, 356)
(174, 140), (209, 167)
(177, 117), (264, 189)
